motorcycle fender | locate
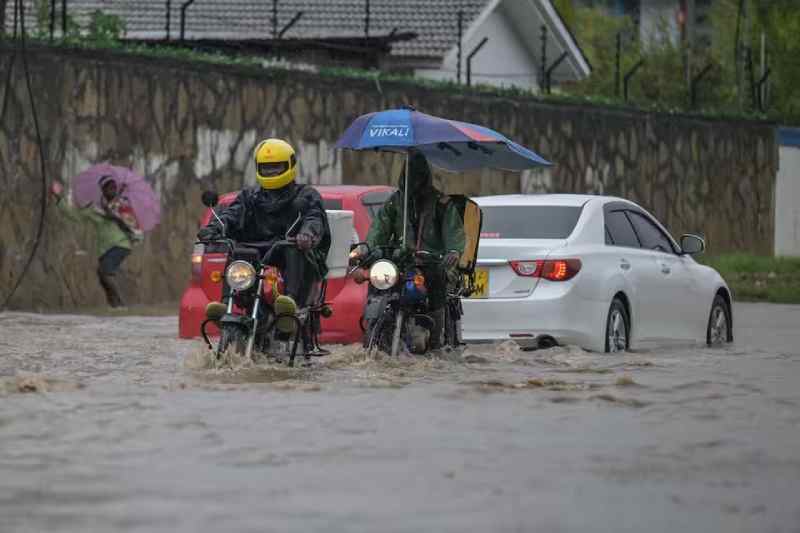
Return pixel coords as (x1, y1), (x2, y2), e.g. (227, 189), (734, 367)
(364, 293), (390, 321)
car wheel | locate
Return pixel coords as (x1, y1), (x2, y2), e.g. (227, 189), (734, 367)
(605, 297), (629, 353)
(706, 294), (732, 346)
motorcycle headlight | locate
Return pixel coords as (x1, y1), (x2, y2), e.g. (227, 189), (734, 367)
(369, 260), (398, 290)
(225, 260), (256, 291)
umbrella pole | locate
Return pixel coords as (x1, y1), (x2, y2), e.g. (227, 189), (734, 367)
(401, 152), (409, 249)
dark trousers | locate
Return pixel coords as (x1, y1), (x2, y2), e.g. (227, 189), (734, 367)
(268, 246), (318, 306)
(97, 246), (130, 307)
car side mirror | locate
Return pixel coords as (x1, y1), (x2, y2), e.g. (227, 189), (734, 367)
(201, 190), (219, 208)
(680, 234), (705, 255)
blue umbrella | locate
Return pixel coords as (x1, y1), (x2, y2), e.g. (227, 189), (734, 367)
(335, 107), (551, 245)
(334, 107), (551, 172)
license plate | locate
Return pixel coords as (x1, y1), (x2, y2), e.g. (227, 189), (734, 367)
(469, 268), (489, 298)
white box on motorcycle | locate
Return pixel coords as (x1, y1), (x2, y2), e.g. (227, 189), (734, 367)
(325, 210), (355, 279)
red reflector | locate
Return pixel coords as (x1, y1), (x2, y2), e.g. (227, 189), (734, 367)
(509, 258), (581, 281)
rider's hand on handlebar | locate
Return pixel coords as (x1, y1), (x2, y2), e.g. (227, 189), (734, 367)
(443, 251), (460, 269)
(348, 244), (368, 266)
(197, 226), (221, 242)
(296, 232), (315, 251)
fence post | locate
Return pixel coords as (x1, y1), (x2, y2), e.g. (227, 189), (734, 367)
(545, 51), (568, 94)
(689, 62), (714, 108)
(615, 32), (622, 97)
(180, 0), (197, 42)
(456, 10), (463, 84)
(165, 0), (171, 40)
(49, 0), (55, 40)
(623, 59), (645, 102)
(466, 37), (488, 87)
(278, 11), (302, 38)
(272, 0), (278, 38)
(364, 0), (369, 39)
(62, 0), (67, 36)
(755, 68), (771, 112)
(539, 24), (547, 91)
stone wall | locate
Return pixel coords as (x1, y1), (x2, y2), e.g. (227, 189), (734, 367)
(0, 46), (778, 310)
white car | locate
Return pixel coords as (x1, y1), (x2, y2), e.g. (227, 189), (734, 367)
(461, 194), (733, 352)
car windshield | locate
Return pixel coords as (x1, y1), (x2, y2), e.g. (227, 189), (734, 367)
(480, 205), (583, 239)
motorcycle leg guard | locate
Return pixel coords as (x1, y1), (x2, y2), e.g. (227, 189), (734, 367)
(275, 295), (298, 334)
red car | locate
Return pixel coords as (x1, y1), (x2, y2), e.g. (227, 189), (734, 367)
(178, 185), (394, 344)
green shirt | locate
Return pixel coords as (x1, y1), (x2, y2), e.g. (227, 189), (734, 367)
(56, 199), (132, 257)
(367, 189), (466, 257)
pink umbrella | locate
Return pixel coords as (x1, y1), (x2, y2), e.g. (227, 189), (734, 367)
(71, 163), (161, 232)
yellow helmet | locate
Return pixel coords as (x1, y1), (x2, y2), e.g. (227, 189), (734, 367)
(254, 138), (297, 190)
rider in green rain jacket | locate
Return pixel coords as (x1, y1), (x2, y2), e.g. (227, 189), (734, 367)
(365, 150), (465, 347)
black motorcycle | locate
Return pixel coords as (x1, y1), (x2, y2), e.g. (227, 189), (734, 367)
(351, 245), (476, 357)
(197, 192), (331, 367)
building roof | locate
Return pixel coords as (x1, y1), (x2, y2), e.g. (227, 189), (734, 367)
(9, 0), (488, 59)
(8, 0), (590, 78)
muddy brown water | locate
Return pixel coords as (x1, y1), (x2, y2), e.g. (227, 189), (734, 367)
(1, 303), (799, 533)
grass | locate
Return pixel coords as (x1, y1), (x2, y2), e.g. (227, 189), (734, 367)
(701, 254), (800, 304)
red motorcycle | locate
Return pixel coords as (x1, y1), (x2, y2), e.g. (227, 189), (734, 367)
(197, 192), (331, 367)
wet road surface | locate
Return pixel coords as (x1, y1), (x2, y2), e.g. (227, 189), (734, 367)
(1, 302), (799, 533)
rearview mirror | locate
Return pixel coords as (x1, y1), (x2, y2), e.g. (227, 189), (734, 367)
(680, 234), (705, 255)
(201, 190), (219, 208)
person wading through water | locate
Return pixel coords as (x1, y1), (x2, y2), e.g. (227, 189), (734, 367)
(50, 176), (142, 309)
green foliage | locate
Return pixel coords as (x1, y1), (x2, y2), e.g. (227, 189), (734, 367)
(710, 0), (800, 121)
(700, 254), (800, 303)
(564, 2), (800, 123)
(85, 10), (126, 45)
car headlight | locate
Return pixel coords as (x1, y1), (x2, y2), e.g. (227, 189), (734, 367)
(225, 260), (256, 291)
(369, 260), (398, 290)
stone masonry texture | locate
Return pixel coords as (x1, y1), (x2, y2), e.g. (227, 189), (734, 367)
(0, 46), (778, 310)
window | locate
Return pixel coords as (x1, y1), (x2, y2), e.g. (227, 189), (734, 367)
(627, 211), (676, 254)
(605, 210), (640, 248)
(605, 226), (614, 245)
(479, 206), (583, 239)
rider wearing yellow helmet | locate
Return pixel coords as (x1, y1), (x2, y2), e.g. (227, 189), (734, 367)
(197, 138), (331, 323)
(254, 138), (297, 190)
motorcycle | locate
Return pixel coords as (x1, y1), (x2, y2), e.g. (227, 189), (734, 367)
(197, 191), (331, 367)
(350, 244), (476, 357)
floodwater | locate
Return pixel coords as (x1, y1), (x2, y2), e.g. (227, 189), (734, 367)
(1, 303), (799, 533)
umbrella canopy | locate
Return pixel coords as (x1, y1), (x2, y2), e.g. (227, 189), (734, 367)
(334, 107), (551, 172)
(71, 164), (161, 232)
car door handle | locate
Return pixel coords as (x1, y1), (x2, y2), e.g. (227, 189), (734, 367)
(660, 263), (671, 274)
(620, 259), (631, 271)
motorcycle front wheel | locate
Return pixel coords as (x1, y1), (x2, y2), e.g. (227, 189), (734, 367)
(217, 324), (247, 359)
(366, 312), (396, 356)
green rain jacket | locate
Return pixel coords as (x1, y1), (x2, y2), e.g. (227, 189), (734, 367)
(56, 199), (132, 257)
(366, 187), (465, 258)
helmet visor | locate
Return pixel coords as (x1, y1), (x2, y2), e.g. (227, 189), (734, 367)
(258, 161), (289, 177)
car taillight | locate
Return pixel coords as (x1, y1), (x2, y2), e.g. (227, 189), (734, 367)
(191, 243), (205, 282)
(509, 259), (581, 281)
(509, 260), (543, 277)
